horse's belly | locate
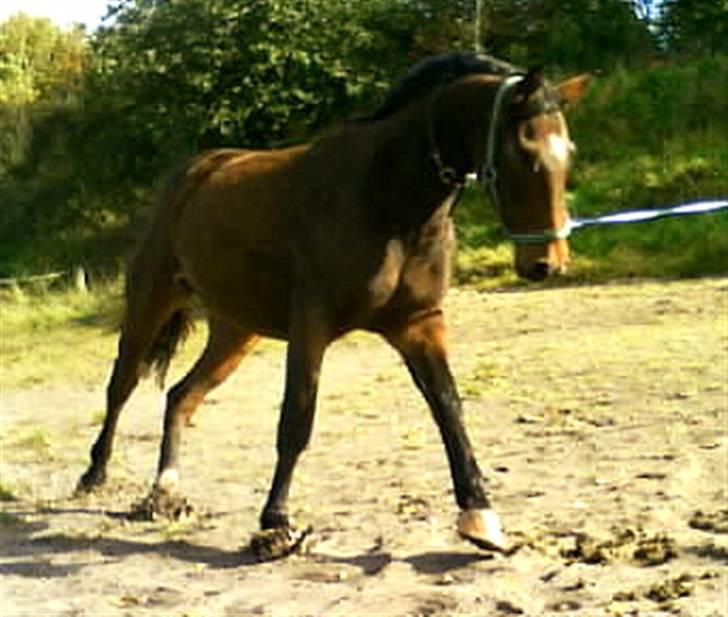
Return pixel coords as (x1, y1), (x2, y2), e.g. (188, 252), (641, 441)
(180, 249), (293, 339)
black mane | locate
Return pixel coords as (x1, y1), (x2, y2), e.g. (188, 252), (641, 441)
(359, 52), (520, 123)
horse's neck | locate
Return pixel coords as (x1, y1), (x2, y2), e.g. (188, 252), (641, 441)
(369, 103), (466, 233)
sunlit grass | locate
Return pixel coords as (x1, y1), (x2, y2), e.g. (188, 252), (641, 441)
(0, 278), (278, 392)
(0, 280), (123, 391)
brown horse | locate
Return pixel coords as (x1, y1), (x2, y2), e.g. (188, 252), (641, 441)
(78, 53), (589, 558)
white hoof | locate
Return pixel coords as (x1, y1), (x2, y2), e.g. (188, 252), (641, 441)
(457, 509), (508, 553)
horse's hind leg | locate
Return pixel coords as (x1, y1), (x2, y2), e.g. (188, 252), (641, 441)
(77, 282), (184, 493)
(153, 319), (258, 499)
(252, 302), (330, 560)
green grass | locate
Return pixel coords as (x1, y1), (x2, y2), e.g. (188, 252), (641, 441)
(0, 480), (17, 502)
(0, 280), (124, 390)
(1, 426), (54, 461)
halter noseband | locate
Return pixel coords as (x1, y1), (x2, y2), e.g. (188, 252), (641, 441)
(429, 74), (573, 245)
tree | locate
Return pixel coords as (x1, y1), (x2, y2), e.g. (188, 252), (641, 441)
(483, 0), (657, 71)
(0, 14), (86, 173)
(659, 0), (728, 56)
(0, 14), (87, 248)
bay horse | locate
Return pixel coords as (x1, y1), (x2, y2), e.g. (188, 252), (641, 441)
(78, 52), (589, 559)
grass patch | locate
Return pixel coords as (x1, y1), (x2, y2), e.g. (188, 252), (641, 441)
(0, 480), (17, 502)
(0, 277), (212, 391)
(460, 359), (509, 399)
(1, 426), (54, 462)
(0, 281), (123, 390)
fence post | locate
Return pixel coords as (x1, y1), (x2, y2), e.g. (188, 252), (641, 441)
(74, 266), (88, 294)
(474, 0), (484, 52)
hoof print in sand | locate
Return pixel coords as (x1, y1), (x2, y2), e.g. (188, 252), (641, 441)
(562, 527), (677, 566)
(689, 509), (728, 534)
(645, 574), (694, 603)
(127, 488), (194, 522)
(249, 525), (313, 562)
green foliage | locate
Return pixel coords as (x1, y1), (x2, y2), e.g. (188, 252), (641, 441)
(0, 1), (725, 283)
(485, 0), (657, 71)
(0, 14), (86, 178)
(0, 15), (90, 275)
(0, 14), (86, 105)
(659, 0), (728, 56)
(570, 57), (728, 161)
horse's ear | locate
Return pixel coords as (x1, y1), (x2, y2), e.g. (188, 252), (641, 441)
(555, 74), (592, 108)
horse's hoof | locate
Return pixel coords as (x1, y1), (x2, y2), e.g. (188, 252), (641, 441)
(457, 509), (510, 554)
(249, 525), (313, 562)
(128, 486), (194, 521)
(74, 469), (106, 495)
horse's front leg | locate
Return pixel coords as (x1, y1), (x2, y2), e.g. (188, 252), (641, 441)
(252, 303), (329, 560)
(384, 312), (508, 553)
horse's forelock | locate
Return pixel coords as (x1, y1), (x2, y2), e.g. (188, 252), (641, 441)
(510, 81), (562, 121)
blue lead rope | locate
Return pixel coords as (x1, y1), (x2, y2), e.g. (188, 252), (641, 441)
(568, 198), (728, 234)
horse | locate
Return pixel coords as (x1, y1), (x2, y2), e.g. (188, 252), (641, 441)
(77, 52), (590, 559)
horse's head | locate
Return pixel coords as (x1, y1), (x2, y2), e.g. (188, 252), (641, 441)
(482, 69), (590, 281)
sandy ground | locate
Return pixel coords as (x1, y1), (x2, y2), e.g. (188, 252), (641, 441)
(1, 277), (726, 616)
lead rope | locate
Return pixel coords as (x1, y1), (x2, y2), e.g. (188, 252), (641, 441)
(568, 198), (728, 232)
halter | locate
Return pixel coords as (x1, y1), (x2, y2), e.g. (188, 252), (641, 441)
(482, 74), (574, 245)
(429, 74), (573, 245)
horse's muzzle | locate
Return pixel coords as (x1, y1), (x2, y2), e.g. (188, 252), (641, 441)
(515, 238), (570, 282)
(517, 258), (569, 282)
(524, 260), (550, 281)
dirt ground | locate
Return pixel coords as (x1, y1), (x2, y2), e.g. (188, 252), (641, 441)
(1, 277), (726, 616)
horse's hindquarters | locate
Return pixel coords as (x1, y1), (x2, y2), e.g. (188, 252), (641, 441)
(169, 149), (305, 338)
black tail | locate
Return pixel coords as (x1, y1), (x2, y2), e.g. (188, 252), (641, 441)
(142, 308), (194, 387)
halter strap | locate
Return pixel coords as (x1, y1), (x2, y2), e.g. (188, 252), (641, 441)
(481, 74), (524, 209)
(427, 100), (466, 189)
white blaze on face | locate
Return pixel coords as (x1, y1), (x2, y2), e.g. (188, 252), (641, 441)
(536, 113), (575, 173)
(546, 134), (572, 167)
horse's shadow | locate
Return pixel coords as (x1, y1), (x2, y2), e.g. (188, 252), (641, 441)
(310, 549), (493, 576)
(1, 505), (256, 575)
(2, 505), (497, 579)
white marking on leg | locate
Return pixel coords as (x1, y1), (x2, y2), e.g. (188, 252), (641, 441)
(157, 468), (180, 491)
